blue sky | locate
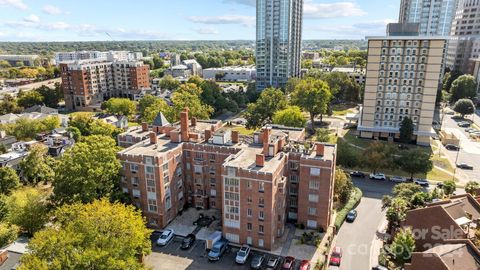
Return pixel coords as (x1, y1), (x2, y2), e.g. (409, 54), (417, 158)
(0, 0), (400, 41)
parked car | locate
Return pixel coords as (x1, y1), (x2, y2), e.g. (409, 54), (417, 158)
(390, 176), (407, 183)
(265, 257), (280, 270)
(445, 144), (460, 151)
(436, 182), (444, 188)
(414, 178), (430, 187)
(465, 128), (475, 133)
(350, 171), (365, 178)
(299, 260), (311, 270)
(329, 247), (342, 266)
(156, 229), (175, 246)
(180, 234), (196, 250)
(346, 209), (358, 222)
(457, 163), (474, 170)
(207, 239), (229, 261)
(372, 265), (388, 270)
(458, 121), (471, 127)
(369, 173), (387, 181)
(235, 244), (251, 264)
(250, 253), (265, 269)
(281, 256), (295, 270)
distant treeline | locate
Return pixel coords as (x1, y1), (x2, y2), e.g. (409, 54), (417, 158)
(0, 40), (367, 56)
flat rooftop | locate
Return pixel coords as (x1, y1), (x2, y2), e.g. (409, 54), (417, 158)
(223, 146), (286, 174)
(119, 135), (181, 157)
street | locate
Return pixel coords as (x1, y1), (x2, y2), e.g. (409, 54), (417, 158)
(335, 177), (394, 270)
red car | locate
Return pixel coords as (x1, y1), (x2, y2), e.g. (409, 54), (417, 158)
(299, 260), (311, 270)
(281, 256), (295, 270)
(329, 246), (342, 266)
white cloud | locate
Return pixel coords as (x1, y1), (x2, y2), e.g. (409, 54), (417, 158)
(304, 1), (367, 19)
(42, 5), (66, 15)
(188, 15), (255, 27)
(305, 19), (394, 38)
(222, 0), (255, 7)
(195, 27), (219, 35)
(23, 14), (40, 23)
(0, 0), (27, 10)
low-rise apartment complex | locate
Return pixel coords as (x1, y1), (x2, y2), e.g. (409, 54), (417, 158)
(60, 60), (149, 111)
(359, 34), (446, 145)
(117, 109), (336, 250)
(203, 66), (256, 82)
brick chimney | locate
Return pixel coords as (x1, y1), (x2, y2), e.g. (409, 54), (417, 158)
(231, 130), (239, 144)
(141, 122), (148, 132)
(256, 154), (265, 167)
(149, 132), (158, 144)
(316, 143), (325, 156)
(180, 108), (189, 142)
(191, 117), (197, 126)
(205, 129), (212, 141)
(263, 127), (272, 156)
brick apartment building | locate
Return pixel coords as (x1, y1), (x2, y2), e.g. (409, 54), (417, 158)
(60, 60), (150, 111)
(117, 108), (336, 250)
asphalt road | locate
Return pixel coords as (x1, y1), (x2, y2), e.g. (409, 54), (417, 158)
(335, 177), (395, 270)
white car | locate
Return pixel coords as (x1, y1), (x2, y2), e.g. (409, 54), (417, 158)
(369, 173), (387, 181)
(390, 176), (407, 183)
(156, 229), (175, 246)
(414, 178), (430, 187)
(235, 244), (251, 264)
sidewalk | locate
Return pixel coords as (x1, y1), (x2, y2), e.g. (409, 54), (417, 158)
(369, 214), (388, 269)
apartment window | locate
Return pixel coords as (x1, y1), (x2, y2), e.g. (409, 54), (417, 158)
(130, 164), (138, 173)
(310, 168), (320, 176)
(145, 166), (154, 175)
(195, 152), (203, 160)
(309, 181), (320, 190)
(259, 197), (264, 207)
(148, 199), (157, 212)
(246, 180), (252, 188)
(209, 154), (215, 161)
(308, 207), (317, 216)
(247, 196), (252, 203)
(145, 157), (153, 164)
(290, 175), (298, 183)
(259, 225), (264, 234)
(247, 208), (252, 217)
(132, 189), (140, 198)
(259, 182), (264, 192)
(309, 194), (319, 203)
(289, 161), (299, 170)
(210, 189), (216, 197)
(194, 165), (202, 174)
(259, 211), (264, 220)
(131, 177), (139, 186)
(247, 223), (252, 231)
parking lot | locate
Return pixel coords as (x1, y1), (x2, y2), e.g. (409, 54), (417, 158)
(147, 231), (311, 270)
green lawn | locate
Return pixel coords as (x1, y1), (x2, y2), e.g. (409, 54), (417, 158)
(231, 126), (255, 136)
(331, 104), (357, 116)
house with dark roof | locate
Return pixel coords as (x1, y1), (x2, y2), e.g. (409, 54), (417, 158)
(23, 105), (58, 114)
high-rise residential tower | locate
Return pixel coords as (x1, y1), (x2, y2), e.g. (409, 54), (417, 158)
(256, 0), (303, 91)
(399, 0), (459, 36)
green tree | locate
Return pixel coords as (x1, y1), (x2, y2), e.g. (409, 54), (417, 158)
(0, 167), (20, 195)
(315, 128), (331, 142)
(142, 99), (171, 123)
(453, 98), (475, 118)
(138, 94), (159, 120)
(17, 90), (44, 109)
(443, 70), (462, 93)
(159, 75), (180, 90)
(52, 136), (121, 205)
(34, 84), (63, 108)
(19, 199), (152, 270)
(20, 144), (55, 185)
(396, 149), (433, 180)
(272, 106), (306, 128)
(152, 55), (165, 69)
(442, 180), (456, 196)
(363, 141), (397, 174)
(465, 181), (480, 196)
(291, 78), (331, 130)
(410, 192), (430, 209)
(334, 169), (353, 206)
(103, 98), (136, 117)
(392, 183), (424, 202)
(68, 112), (94, 135)
(66, 126), (81, 141)
(336, 140), (360, 168)
(0, 223), (18, 248)
(4, 187), (49, 235)
(0, 60), (11, 68)
(449, 75), (477, 103)
(244, 88), (288, 129)
(0, 94), (21, 114)
(170, 90), (213, 122)
(399, 117), (414, 143)
(187, 75), (204, 86)
(386, 198), (409, 232)
(389, 228), (415, 265)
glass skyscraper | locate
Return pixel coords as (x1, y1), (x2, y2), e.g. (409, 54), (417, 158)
(399, 0), (459, 36)
(256, 0), (303, 91)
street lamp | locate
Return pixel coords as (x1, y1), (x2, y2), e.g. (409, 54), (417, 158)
(452, 139), (461, 181)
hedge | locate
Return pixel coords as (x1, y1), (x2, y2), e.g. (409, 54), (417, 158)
(334, 187), (363, 230)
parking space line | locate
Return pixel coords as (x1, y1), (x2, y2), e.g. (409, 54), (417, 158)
(188, 241), (198, 253)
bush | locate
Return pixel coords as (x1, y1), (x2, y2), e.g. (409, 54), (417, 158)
(0, 223), (18, 248)
(334, 187), (363, 230)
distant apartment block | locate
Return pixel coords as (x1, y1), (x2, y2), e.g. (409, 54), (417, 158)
(399, 0), (459, 36)
(60, 60), (150, 111)
(203, 66), (256, 82)
(256, 0), (303, 90)
(446, 0), (480, 74)
(0, 55), (39, 67)
(117, 109), (335, 250)
(359, 33), (446, 146)
(164, 59), (202, 79)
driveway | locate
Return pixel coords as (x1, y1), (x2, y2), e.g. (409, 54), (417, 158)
(334, 177), (394, 270)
